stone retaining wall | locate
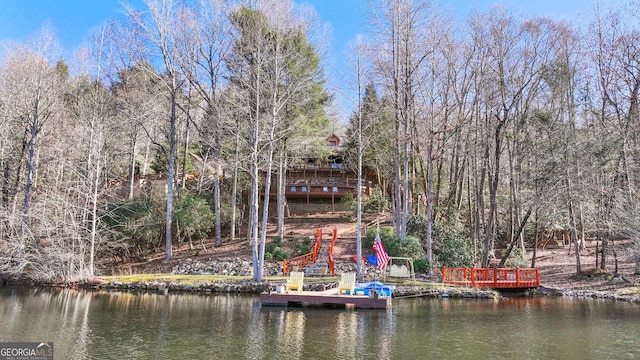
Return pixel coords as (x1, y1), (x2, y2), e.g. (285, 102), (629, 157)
(171, 257), (382, 278)
(96, 279), (499, 299)
(6, 256), (639, 303)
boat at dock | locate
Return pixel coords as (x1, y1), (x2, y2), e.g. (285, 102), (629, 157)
(353, 281), (395, 297)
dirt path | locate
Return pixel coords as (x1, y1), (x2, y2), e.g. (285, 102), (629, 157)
(533, 240), (639, 295)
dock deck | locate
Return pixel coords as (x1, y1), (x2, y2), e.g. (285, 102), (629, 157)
(260, 288), (391, 309)
(442, 267), (540, 289)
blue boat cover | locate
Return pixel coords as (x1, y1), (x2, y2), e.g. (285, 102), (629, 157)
(355, 281), (395, 296)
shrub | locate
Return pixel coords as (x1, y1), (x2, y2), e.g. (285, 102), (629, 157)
(295, 237), (313, 256)
(365, 226), (396, 248)
(266, 236), (282, 254)
(265, 237), (289, 261)
(199, 186), (241, 235)
(433, 218), (476, 268)
(436, 236), (475, 268)
(398, 235), (426, 259)
(101, 197), (162, 254)
(407, 214), (429, 240)
(271, 248), (290, 261)
(365, 226), (426, 260)
(504, 248), (529, 268)
(340, 191), (357, 211)
(413, 258), (430, 273)
(173, 191), (216, 243)
(363, 188), (389, 213)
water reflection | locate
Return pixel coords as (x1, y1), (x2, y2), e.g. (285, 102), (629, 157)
(281, 310), (305, 357)
(1, 288), (639, 359)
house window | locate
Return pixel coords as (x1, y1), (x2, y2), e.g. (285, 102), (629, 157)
(301, 186), (307, 192)
(323, 186), (328, 192)
(333, 187), (338, 193)
(291, 186), (296, 192)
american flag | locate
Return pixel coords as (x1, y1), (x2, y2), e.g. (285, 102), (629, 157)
(372, 230), (389, 270)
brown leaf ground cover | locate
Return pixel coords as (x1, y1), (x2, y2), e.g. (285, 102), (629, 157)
(534, 240), (639, 297)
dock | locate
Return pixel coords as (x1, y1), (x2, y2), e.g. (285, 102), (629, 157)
(260, 288), (391, 309)
(441, 267), (540, 289)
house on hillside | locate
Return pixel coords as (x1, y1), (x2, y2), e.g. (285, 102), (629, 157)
(267, 133), (380, 212)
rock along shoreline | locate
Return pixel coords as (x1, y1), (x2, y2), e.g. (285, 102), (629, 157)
(4, 276), (640, 303)
(93, 279), (502, 300)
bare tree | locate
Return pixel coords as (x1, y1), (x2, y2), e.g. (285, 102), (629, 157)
(125, 0), (185, 261)
(584, 4), (640, 274)
(66, 57), (111, 277)
(344, 35), (373, 280)
(371, 0), (435, 240)
(466, 9), (552, 267)
(1, 28), (64, 272)
(227, 0), (329, 281)
(174, 0), (233, 247)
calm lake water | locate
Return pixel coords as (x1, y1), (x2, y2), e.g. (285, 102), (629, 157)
(1, 287), (639, 359)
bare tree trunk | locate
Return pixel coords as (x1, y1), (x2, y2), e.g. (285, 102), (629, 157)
(568, 193), (582, 274)
(257, 124), (276, 282)
(127, 134), (138, 200)
(249, 160), (259, 271)
(164, 89), (177, 261)
(212, 173), (222, 247)
(211, 108), (222, 247)
(498, 208), (531, 268)
(181, 109), (191, 190)
(19, 116), (38, 267)
(230, 131), (240, 242)
(482, 120), (503, 268)
(276, 145), (286, 239)
(89, 154), (101, 276)
(356, 105), (363, 280)
(394, 119), (402, 237)
(142, 139), (151, 176)
(126, 0), (184, 261)
(531, 210), (538, 268)
(426, 144), (434, 274)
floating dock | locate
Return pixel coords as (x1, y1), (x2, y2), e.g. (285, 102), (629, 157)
(260, 288), (391, 309)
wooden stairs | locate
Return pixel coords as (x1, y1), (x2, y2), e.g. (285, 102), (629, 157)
(282, 228), (337, 276)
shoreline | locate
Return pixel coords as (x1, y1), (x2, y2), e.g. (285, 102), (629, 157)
(3, 275), (639, 303)
(0, 275), (500, 299)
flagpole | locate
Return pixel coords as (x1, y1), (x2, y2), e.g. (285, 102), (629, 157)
(374, 217), (378, 290)
(376, 217), (379, 291)
(372, 218), (391, 296)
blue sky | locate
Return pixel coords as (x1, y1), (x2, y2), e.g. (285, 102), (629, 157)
(0, 0), (623, 58)
(0, 0), (623, 116)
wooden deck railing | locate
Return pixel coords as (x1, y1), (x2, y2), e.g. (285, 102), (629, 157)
(442, 267), (540, 289)
(283, 229), (324, 274)
(283, 228), (338, 275)
(327, 228), (337, 276)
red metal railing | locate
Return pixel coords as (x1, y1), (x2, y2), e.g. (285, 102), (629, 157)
(442, 267), (540, 289)
(283, 229), (323, 274)
(327, 228), (337, 276)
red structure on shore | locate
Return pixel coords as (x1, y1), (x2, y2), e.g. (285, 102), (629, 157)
(442, 268), (540, 289)
(282, 228), (337, 276)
